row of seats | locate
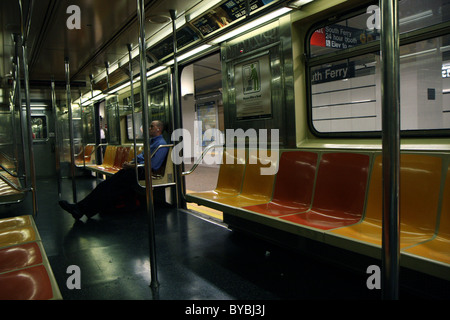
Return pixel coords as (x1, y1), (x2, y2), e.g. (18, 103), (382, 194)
(0, 153), (26, 204)
(186, 149), (450, 280)
(82, 144), (175, 188)
(0, 174), (26, 204)
(84, 145), (140, 175)
(0, 215), (62, 300)
(74, 144), (96, 167)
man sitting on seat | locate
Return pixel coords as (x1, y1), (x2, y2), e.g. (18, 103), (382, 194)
(59, 120), (169, 220)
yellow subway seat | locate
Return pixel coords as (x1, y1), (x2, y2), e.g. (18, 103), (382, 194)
(214, 149), (278, 207)
(0, 216), (32, 232)
(188, 149), (247, 201)
(0, 227), (37, 248)
(331, 154), (442, 248)
(404, 164), (450, 264)
(101, 146), (117, 168)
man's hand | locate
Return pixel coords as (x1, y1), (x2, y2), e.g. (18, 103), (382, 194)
(122, 161), (136, 170)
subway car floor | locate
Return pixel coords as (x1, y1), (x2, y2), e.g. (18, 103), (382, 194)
(1, 175), (449, 300)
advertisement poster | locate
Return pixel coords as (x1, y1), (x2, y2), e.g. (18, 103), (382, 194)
(197, 100), (219, 147)
(192, 0), (276, 36)
(235, 54), (272, 120)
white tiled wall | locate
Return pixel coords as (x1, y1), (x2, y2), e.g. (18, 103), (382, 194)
(311, 49), (450, 133)
(312, 73), (379, 133)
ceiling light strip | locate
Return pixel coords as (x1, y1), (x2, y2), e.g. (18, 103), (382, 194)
(210, 7), (292, 44)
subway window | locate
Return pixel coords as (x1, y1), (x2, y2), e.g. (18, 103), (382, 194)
(309, 11), (379, 58)
(308, 0), (450, 136)
(310, 54), (379, 133)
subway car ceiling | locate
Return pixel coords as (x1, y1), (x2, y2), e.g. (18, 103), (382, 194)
(0, 0), (320, 102)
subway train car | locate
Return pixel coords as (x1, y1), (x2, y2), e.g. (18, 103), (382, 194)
(0, 0), (450, 302)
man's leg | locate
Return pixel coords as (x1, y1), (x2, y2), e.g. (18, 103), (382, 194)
(78, 168), (141, 215)
(60, 168), (143, 219)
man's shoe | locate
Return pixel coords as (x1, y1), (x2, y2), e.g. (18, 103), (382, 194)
(59, 200), (84, 220)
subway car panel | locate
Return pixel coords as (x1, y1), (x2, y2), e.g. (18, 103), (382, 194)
(0, 0), (449, 303)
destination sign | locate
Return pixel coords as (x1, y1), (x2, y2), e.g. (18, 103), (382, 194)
(311, 62), (355, 84)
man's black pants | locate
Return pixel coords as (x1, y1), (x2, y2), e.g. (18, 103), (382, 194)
(78, 167), (145, 216)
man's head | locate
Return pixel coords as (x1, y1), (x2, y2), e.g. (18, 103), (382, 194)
(149, 120), (164, 137)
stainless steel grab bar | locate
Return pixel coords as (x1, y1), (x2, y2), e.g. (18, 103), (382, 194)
(182, 143), (223, 176)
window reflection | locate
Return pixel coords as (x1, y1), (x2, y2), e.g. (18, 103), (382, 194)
(31, 116), (47, 140)
(310, 35), (450, 133)
(309, 0), (450, 58)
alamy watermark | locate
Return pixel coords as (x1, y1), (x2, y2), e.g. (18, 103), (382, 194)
(170, 121), (280, 175)
(66, 5), (81, 30)
(366, 265), (381, 290)
(66, 265), (81, 290)
(366, 5), (381, 30)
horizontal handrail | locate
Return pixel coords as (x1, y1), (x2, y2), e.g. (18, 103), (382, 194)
(0, 150), (17, 163)
(0, 151), (19, 177)
(135, 144), (174, 188)
(73, 143), (97, 168)
(73, 143), (96, 157)
(0, 172), (31, 194)
(182, 143), (223, 176)
(0, 164), (20, 178)
(134, 144), (175, 167)
(151, 144), (174, 158)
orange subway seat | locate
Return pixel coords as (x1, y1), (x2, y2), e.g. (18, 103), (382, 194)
(330, 154), (442, 248)
(84, 145), (95, 163)
(127, 146), (140, 162)
(243, 151), (318, 217)
(98, 145), (117, 169)
(188, 149), (247, 201)
(0, 242), (43, 273)
(103, 146), (131, 173)
(86, 145), (118, 174)
(114, 146), (131, 169)
(75, 145), (95, 165)
(213, 149), (278, 207)
(403, 163), (450, 264)
(281, 152), (370, 230)
(110, 146), (125, 170)
(0, 265), (54, 300)
(125, 146), (144, 166)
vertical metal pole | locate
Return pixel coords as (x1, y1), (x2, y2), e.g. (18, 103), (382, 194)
(22, 42), (38, 217)
(105, 62), (110, 91)
(137, 0), (159, 290)
(90, 75), (96, 159)
(380, 0), (400, 300)
(11, 59), (19, 168)
(13, 34), (26, 181)
(170, 9), (186, 209)
(90, 74), (103, 165)
(90, 74), (94, 99)
(51, 79), (62, 198)
(78, 87), (85, 166)
(65, 57), (77, 203)
(127, 44), (139, 180)
(19, 0), (37, 217)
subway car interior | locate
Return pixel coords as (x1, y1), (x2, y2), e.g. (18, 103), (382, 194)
(1, 0), (450, 302)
